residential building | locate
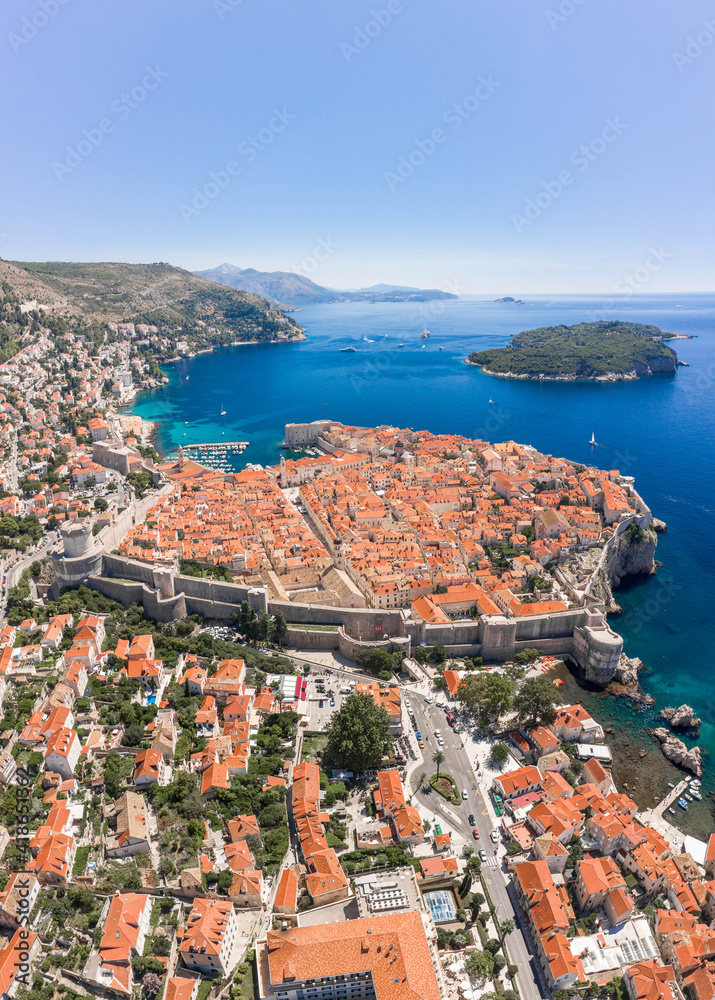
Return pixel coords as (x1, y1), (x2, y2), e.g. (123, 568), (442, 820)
(257, 911), (442, 1000)
(179, 898), (239, 977)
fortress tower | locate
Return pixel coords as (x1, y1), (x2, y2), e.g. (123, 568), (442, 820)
(53, 520), (103, 591)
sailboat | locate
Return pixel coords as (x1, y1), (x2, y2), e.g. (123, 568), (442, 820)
(489, 398), (494, 405)
(589, 432), (596, 446)
(220, 405), (227, 416)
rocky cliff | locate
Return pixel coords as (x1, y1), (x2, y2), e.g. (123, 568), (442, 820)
(589, 523), (658, 614)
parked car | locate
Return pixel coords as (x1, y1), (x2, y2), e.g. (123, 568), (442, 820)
(490, 829), (499, 843)
(319, 700), (323, 708)
(468, 814), (475, 825)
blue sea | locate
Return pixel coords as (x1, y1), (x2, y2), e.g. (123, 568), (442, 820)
(131, 293), (715, 834)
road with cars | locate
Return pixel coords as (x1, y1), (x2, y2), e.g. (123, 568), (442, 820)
(407, 690), (548, 1000)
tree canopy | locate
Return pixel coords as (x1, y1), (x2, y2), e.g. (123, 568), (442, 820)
(457, 673), (514, 729)
(325, 692), (392, 771)
(512, 676), (561, 730)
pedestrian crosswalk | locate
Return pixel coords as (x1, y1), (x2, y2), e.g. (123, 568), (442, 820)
(480, 855), (501, 868)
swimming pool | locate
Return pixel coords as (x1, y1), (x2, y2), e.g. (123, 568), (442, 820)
(147, 695), (156, 705)
(423, 889), (456, 923)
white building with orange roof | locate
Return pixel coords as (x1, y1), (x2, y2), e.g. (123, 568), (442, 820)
(43, 726), (80, 780)
(133, 748), (166, 787)
(550, 703), (604, 743)
(179, 897), (239, 977)
(92, 892), (153, 995)
(184, 664), (206, 695)
(305, 848), (350, 906)
(574, 856), (629, 912)
(60, 659), (88, 698)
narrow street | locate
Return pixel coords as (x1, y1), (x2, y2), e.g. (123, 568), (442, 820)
(407, 691), (548, 1000)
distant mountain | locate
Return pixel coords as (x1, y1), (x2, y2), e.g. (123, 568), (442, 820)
(194, 264), (458, 308)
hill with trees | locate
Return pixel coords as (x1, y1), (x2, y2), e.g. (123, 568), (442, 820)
(466, 320), (682, 381)
(0, 258), (304, 355)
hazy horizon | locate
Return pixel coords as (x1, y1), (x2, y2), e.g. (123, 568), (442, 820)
(2, 0), (713, 293)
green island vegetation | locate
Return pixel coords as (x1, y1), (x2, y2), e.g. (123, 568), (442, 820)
(466, 320), (680, 380)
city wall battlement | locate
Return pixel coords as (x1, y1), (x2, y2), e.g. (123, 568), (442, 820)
(80, 552), (622, 677)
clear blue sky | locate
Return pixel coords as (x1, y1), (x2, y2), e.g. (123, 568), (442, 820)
(1, 0), (713, 292)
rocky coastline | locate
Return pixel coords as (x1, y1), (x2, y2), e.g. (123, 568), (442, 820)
(462, 360), (673, 382)
(588, 523), (658, 615)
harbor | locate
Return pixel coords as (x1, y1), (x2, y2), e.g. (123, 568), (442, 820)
(180, 440), (249, 474)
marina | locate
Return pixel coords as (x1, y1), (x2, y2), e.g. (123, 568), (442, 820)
(180, 440), (249, 473)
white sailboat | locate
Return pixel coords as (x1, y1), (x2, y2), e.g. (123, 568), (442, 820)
(589, 431), (596, 446)
(220, 404), (227, 416)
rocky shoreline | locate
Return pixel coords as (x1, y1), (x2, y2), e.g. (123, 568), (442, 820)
(462, 360), (678, 382)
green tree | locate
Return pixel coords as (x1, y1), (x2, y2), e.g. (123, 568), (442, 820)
(270, 611), (288, 648)
(417, 771), (428, 793)
(500, 917), (515, 941)
(458, 673), (514, 729)
(465, 950), (495, 978)
(430, 643), (446, 664)
(490, 743), (510, 768)
(512, 675), (561, 730)
(432, 749), (446, 778)
(94, 497), (109, 512)
(514, 647), (541, 665)
(325, 692), (392, 771)
(355, 647), (393, 677)
(257, 611), (271, 642)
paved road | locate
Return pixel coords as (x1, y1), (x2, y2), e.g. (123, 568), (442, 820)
(407, 692), (548, 1000)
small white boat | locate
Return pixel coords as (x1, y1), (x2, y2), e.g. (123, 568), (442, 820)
(691, 790), (702, 801)
(589, 431), (596, 445)
(420, 329), (430, 339)
(489, 398), (494, 404)
(220, 407), (226, 416)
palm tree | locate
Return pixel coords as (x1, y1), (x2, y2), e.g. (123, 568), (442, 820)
(432, 750), (446, 778)
(417, 771), (428, 793)
(500, 918), (515, 942)
(273, 686), (284, 714)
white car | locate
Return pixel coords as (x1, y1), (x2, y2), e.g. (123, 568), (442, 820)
(490, 829), (499, 843)
(462, 789), (468, 800)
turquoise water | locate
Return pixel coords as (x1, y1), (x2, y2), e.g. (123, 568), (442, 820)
(132, 293), (715, 829)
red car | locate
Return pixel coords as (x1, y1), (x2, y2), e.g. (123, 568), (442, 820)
(472, 828), (480, 840)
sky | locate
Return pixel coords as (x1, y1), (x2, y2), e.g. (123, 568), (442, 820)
(0, 0), (713, 293)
